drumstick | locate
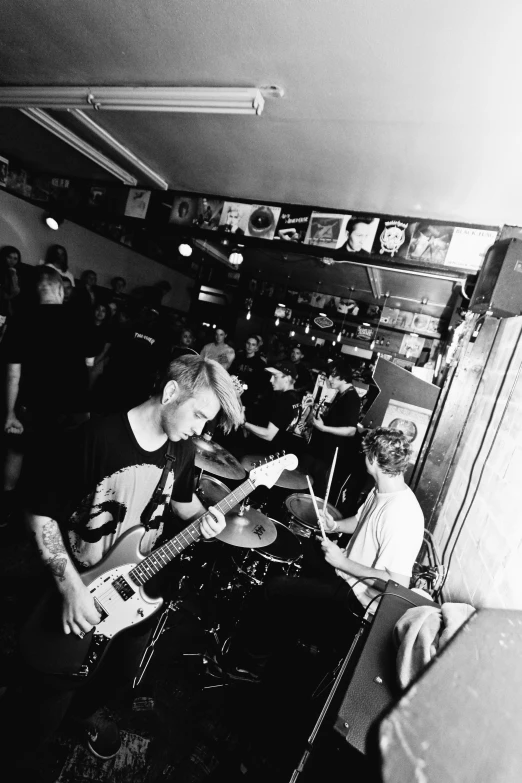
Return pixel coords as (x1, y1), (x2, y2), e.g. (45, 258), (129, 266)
(306, 475), (327, 541)
(323, 447), (339, 512)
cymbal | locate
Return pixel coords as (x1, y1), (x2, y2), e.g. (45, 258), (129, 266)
(216, 506), (277, 548)
(193, 436), (246, 480)
(241, 454), (311, 490)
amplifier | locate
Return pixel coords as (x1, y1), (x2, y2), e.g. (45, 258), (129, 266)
(469, 238), (522, 318)
(333, 581), (436, 754)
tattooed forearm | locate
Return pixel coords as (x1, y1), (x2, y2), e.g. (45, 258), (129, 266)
(42, 521), (67, 555)
(48, 556), (67, 581)
(31, 521), (70, 582)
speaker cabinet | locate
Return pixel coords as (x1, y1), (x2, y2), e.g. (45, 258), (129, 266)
(333, 581), (436, 754)
(469, 238), (522, 317)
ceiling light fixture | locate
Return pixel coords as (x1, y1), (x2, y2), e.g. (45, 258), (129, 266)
(229, 249), (243, 266)
(178, 242), (192, 257)
(2, 86), (265, 115)
(70, 109), (168, 189)
(45, 211), (64, 230)
(21, 108), (138, 185)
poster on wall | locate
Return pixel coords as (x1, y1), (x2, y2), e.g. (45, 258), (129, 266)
(335, 215), (380, 256)
(399, 332), (426, 359)
(382, 398), (432, 464)
(0, 155), (8, 187)
(275, 205), (312, 242)
(399, 222), (455, 266)
(169, 194), (198, 225)
(218, 201), (251, 236)
(192, 197), (224, 229)
(125, 188), (151, 219)
(304, 212), (349, 249)
(245, 204), (281, 240)
(372, 218), (411, 257)
(443, 226), (499, 271)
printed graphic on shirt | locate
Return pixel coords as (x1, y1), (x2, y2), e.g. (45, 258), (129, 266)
(68, 463), (175, 568)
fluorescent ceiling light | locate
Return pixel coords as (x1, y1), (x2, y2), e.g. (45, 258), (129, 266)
(1, 86), (265, 115)
(21, 108), (138, 186)
(70, 109), (168, 189)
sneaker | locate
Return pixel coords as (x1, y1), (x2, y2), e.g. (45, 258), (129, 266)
(83, 708), (121, 760)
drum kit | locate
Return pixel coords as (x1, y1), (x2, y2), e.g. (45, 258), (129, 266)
(134, 436), (343, 688)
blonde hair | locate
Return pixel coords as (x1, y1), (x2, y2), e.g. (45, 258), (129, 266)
(154, 354), (242, 434)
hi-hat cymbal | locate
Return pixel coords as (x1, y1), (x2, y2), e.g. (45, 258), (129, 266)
(216, 506), (277, 548)
(193, 436), (246, 480)
(241, 454), (311, 490)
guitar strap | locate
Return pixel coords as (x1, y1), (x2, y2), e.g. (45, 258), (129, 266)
(140, 440), (177, 528)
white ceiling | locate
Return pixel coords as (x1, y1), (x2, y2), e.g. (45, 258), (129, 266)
(1, 0), (521, 227)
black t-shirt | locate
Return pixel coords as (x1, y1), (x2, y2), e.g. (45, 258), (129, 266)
(250, 389), (301, 454)
(4, 305), (97, 414)
(26, 412), (195, 569)
(311, 386), (361, 463)
(229, 350), (267, 404)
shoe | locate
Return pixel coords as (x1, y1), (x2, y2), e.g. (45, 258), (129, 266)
(83, 708), (121, 760)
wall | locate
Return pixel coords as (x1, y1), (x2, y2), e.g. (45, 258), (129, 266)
(0, 189), (194, 311)
(432, 316), (522, 609)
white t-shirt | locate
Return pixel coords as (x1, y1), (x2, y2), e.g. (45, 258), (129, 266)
(336, 486), (424, 612)
(200, 341), (235, 369)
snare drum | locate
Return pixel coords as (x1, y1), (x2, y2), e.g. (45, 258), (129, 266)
(284, 493), (343, 538)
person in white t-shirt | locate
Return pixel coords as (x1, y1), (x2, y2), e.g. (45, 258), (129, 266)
(227, 427), (425, 683)
(200, 326), (235, 370)
(320, 426), (424, 613)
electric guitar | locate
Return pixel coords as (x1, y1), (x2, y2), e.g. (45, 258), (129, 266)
(20, 453), (298, 680)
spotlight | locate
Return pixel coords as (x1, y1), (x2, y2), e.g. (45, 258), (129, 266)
(229, 250), (243, 266)
(246, 310), (251, 320)
(178, 241), (192, 257)
(45, 211), (64, 230)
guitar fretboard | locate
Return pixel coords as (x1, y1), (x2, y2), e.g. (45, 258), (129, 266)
(129, 477), (256, 586)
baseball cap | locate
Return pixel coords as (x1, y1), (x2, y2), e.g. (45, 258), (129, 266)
(265, 361), (298, 380)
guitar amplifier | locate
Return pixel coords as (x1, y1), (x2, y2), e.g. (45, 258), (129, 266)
(469, 238), (522, 318)
(333, 581), (436, 754)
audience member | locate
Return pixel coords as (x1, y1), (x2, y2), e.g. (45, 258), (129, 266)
(1, 267), (96, 529)
(228, 334), (267, 407)
(45, 245), (75, 287)
(290, 343), (313, 393)
(200, 326), (235, 370)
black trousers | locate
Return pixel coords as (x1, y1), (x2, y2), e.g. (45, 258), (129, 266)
(0, 618), (153, 768)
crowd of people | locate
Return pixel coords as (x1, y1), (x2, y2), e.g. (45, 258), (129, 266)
(0, 242), (425, 781)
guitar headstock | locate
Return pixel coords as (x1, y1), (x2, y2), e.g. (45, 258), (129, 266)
(249, 452), (299, 488)
(230, 375), (246, 398)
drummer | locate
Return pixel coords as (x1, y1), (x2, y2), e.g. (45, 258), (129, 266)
(241, 361), (301, 455)
(224, 427), (425, 684)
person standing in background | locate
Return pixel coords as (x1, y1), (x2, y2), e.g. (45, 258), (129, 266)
(45, 245), (75, 287)
(200, 326), (235, 370)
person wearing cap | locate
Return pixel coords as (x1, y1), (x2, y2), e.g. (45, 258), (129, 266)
(306, 359), (361, 502)
(241, 360), (301, 454)
(290, 344), (313, 394)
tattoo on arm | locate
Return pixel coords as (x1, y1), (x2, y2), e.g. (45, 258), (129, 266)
(33, 522), (69, 582)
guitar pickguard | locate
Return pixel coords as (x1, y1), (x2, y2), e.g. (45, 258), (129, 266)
(86, 564), (162, 639)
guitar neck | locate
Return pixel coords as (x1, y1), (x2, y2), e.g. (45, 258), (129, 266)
(129, 476), (256, 586)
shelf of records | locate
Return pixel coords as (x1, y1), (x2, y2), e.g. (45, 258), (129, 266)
(266, 298), (446, 340)
(270, 317), (440, 367)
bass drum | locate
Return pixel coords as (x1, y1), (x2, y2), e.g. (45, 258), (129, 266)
(208, 519), (303, 600)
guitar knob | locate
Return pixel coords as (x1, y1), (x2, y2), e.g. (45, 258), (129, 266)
(137, 608), (144, 617)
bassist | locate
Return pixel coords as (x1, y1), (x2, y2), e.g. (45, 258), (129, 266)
(1, 354), (243, 777)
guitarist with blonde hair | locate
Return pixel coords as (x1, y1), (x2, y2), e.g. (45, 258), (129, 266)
(2, 354), (243, 777)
